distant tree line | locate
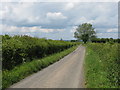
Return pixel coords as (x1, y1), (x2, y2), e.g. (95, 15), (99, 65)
(70, 38), (120, 43)
(91, 38), (120, 43)
(70, 40), (78, 42)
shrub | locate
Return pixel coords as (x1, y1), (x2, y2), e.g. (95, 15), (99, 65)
(2, 35), (78, 70)
(85, 43), (120, 88)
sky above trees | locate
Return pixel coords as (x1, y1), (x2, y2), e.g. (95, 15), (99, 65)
(0, 2), (118, 40)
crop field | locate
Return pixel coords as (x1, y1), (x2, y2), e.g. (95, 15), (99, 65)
(85, 43), (120, 88)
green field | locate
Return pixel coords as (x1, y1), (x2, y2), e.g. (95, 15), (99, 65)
(85, 43), (120, 88)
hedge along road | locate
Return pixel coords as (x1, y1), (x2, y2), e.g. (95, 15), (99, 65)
(10, 45), (86, 88)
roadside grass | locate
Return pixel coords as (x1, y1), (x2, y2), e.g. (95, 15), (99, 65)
(2, 45), (78, 89)
(85, 47), (110, 88)
(84, 43), (119, 88)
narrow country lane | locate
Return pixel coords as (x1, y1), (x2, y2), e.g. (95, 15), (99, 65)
(10, 45), (86, 88)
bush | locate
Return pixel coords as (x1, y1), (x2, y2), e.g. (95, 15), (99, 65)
(85, 43), (120, 88)
(2, 35), (78, 70)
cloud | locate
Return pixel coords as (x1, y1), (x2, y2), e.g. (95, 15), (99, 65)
(97, 32), (118, 39)
(70, 26), (77, 33)
(107, 28), (118, 33)
(46, 12), (67, 20)
(1, 2), (117, 29)
(74, 17), (88, 25)
(65, 3), (74, 10)
(0, 2), (118, 39)
(1, 24), (64, 34)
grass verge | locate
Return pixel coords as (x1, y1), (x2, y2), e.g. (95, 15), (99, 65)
(84, 43), (119, 88)
(84, 47), (110, 88)
(2, 45), (78, 89)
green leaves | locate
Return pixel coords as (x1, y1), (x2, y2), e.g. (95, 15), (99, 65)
(85, 43), (120, 88)
(74, 23), (96, 43)
(2, 35), (77, 70)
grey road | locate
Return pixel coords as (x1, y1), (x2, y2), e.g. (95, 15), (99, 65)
(10, 45), (86, 88)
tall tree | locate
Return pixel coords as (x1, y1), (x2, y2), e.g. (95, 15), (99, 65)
(74, 23), (96, 43)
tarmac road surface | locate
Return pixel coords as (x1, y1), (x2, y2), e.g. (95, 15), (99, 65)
(10, 45), (86, 88)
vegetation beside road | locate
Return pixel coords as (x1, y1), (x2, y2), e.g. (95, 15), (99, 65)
(85, 43), (120, 88)
(2, 45), (78, 89)
(2, 34), (79, 89)
(2, 35), (78, 70)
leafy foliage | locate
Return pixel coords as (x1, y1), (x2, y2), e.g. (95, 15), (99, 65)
(85, 43), (120, 88)
(91, 38), (120, 43)
(74, 23), (96, 43)
(2, 35), (77, 70)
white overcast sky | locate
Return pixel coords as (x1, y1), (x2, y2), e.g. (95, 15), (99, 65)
(0, 1), (119, 40)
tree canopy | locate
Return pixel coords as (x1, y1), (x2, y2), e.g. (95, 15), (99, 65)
(74, 23), (96, 43)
